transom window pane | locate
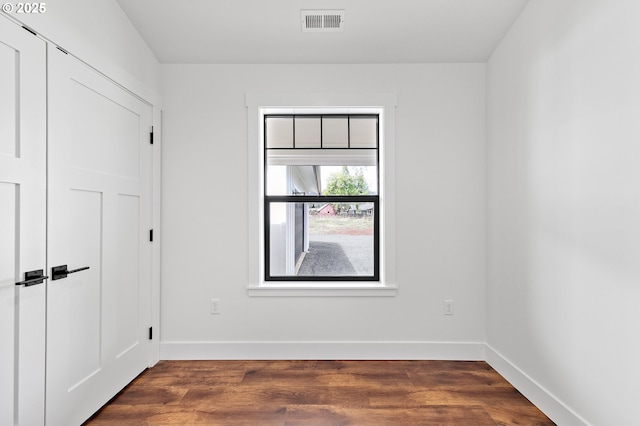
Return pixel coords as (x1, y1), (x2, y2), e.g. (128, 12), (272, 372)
(265, 117), (293, 148)
(349, 117), (378, 148)
(322, 117), (348, 148)
(294, 117), (321, 148)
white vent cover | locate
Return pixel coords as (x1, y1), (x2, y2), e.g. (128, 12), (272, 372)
(301, 10), (345, 32)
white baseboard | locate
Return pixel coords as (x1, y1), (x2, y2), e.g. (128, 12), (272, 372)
(485, 344), (591, 426)
(160, 341), (486, 361)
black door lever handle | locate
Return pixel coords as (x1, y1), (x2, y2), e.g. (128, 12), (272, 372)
(51, 265), (90, 281)
(15, 269), (48, 287)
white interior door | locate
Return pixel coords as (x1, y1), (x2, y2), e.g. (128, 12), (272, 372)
(0, 17), (47, 426)
(46, 44), (153, 425)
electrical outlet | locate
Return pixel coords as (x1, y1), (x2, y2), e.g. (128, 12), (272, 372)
(210, 299), (221, 315)
(443, 299), (454, 316)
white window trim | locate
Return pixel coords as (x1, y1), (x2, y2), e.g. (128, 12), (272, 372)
(246, 92), (398, 297)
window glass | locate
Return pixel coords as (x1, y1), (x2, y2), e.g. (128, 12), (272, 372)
(268, 202), (375, 278)
(294, 117), (321, 148)
(265, 165), (377, 196)
(265, 117), (293, 148)
(264, 114), (379, 281)
(349, 117), (378, 148)
(322, 117), (348, 148)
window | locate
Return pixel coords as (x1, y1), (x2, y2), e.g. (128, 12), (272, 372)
(246, 92), (397, 296)
(264, 114), (379, 281)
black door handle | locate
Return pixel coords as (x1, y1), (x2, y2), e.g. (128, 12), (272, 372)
(51, 265), (90, 281)
(15, 269), (48, 287)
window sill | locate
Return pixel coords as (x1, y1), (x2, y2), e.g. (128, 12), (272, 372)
(246, 283), (398, 297)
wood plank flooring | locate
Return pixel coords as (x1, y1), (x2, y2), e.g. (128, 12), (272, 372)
(85, 360), (555, 425)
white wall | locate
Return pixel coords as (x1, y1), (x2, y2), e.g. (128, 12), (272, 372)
(160, 64), (486, 357)
(6, 0), (160, 94)
(486, 1), (640, 425)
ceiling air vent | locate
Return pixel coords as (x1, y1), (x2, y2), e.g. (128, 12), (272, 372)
(301, 10), (345, 32)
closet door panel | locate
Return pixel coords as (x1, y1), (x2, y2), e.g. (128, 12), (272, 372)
(0, 17), (47, 426)
(46, 44), (153, 426)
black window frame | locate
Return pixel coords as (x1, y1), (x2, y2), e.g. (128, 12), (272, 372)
(264, 114), (380, 282)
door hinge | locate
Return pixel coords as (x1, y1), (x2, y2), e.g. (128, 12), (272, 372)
(149, 229), (154, 242)
(150, 126), (154, 145)
(148, 327), (153, 340)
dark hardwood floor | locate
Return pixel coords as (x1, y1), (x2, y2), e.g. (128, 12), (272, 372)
(85, 360), (555, 425)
